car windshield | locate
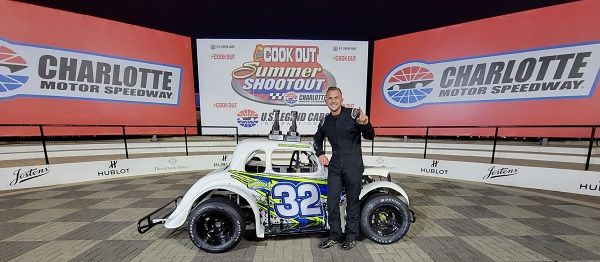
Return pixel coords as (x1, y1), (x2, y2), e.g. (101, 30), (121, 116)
(245, 150), (266, 173)
(271, 149), (318, 175)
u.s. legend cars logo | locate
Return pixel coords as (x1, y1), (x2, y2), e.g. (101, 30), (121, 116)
(382, 42), (600, 108)
(0, 38), (182, 105)
(230, 44), (336, 106)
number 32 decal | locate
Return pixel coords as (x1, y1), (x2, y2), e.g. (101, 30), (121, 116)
(271, 182), (323, 218)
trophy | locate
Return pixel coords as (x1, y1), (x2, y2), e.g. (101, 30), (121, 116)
(268, 109), (285, 141)
(285, 111), (301, 142)
(351, 107), (360, 120)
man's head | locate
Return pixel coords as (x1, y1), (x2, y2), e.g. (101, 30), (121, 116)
(325, 86), (343, 115)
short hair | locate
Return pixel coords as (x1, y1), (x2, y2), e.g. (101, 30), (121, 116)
(326, 86), (342, 95)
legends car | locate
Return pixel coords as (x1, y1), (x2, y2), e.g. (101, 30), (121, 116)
(138, 138), (414, 253)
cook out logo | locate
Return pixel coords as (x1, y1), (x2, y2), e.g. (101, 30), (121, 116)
(237, 109), (259, 128)
(0, 45), (29, 92)
(0, 38), (182, 105)
(382, 42), (600, 108)
(230, 44), (336, 106)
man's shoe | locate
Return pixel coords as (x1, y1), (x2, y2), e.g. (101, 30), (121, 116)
(319, 239), (338, 249)
(341, 240), (356, 250)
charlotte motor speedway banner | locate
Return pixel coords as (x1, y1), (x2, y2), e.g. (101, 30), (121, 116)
(371, 1), (600, 138)
(197, 39), (368, 135)
(0, 1), (196, 136)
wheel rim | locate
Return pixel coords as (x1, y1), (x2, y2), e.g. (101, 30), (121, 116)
(195, 210), (235, 246)
(368, 205), (402, 237)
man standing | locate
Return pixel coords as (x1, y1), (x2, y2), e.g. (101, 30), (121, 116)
(314, 86), (375, 250)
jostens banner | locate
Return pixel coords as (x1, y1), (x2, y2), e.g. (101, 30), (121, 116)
(197, 39), (368, 135)
(371, 0), (600, 138)
(0, 1), (196, 136)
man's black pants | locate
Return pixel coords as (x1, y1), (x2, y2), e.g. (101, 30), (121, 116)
(326, 154), (364, 242)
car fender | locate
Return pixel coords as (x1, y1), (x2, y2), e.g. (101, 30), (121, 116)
(359, 181), (410, 206)
(164, 174), (265, 238)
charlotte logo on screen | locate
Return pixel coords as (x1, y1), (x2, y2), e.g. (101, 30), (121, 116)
(383, 64), (434, 108)
(382, 42), (600, 109)
(230, 44), (337, 106)
(236, 109), (259, 128)
(0, 38), (182, 105)
(0, 45), (29, 92)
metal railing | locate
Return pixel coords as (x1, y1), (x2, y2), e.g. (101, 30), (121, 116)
(371, 124), (598, 170)
(0, 124), (238, 165)
(2, 123), (598, 170)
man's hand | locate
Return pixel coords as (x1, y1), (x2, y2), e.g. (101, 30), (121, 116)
(318, 154), (329, 166)
(357, 108), (369, 125)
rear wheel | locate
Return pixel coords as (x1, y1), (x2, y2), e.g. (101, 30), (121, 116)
(360, 194), (410, 244)
(188, 198), (246, 253)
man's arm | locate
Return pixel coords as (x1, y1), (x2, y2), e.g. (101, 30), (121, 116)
(356, 109), (375, 140)
(361, 122), (375, 140)
(313, 117), (330, 166)
(313, 117), (326, 156)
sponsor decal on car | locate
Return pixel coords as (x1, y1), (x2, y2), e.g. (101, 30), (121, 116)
(229, 170), (326, 226)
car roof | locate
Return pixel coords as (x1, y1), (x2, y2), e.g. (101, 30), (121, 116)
(236, 138), (313, 152)
(228, 138), (315, 170)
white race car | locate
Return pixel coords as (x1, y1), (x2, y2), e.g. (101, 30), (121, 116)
(138, 138), (414, 253)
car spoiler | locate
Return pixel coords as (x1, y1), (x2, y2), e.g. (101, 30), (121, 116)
(137, 196), (182, 234)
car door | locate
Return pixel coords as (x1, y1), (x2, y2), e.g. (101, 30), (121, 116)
(267, 149), (327, 229)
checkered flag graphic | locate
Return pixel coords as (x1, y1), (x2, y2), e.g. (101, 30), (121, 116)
(269, 93), (283, 100)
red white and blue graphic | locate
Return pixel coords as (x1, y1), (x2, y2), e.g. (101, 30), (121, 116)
(383, 65), (434, 107)
(0, 45), (29, 92)
(236, 109), (259, 128)
(283, 92), (299, 106)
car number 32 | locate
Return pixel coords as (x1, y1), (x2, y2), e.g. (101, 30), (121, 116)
(271, 182), (323, 218)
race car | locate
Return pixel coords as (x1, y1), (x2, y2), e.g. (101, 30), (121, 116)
(138, 117), (414, 253)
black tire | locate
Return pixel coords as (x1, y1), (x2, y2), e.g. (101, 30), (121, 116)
(188, 198), (246, 253)
(360, 194), (410, 244)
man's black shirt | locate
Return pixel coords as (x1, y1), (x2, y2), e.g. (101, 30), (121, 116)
(313, 107), (375, 157)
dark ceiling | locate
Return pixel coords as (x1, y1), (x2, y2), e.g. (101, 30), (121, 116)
(18, 0), (576, 41)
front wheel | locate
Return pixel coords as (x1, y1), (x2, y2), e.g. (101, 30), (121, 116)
(188, 198), (246, 253)
(360, 194), (411, 244)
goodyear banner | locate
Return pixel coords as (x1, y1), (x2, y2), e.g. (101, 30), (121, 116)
(372, 1), (600, 138)
(197, 39), (368, 135)
(0, 1), (195, 136)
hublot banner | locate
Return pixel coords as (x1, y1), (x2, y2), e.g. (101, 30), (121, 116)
(420, 160), (448, 175)
(97, 160), (130, 176)
(214, 154), (229, 168)
(579, 181), (600, 192)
